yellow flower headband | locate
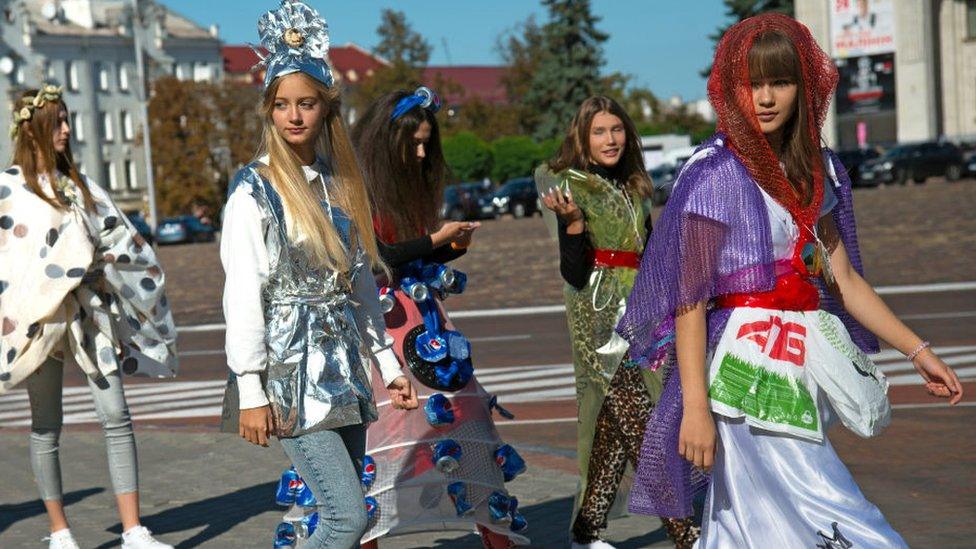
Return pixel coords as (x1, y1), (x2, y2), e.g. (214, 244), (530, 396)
(9, 84), (64, 139)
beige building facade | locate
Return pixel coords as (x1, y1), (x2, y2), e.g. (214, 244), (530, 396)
(796, 0), (976, 148)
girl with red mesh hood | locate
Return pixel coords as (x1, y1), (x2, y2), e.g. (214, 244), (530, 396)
(616, 13), (962, 547)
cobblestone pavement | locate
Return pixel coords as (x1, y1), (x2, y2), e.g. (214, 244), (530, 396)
(157, 178), (976, 325)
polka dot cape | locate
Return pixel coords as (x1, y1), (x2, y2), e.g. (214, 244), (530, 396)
(0, 167), (178, 393)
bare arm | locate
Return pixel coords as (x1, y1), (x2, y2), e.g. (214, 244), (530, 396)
(676, 302), (717, 471)
(820, 216), (963, 404)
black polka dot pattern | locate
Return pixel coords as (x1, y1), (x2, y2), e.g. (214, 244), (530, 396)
(0, 185), (10, 199)
(4, 167), (19, 175)
(104, 216), (118, 230)
(127, 317), (141, 331)
(45, 265), (65, 278)
(120, 285), (136, 299)
(26, 322), (40, 338)
(121, 356), (139, 375)
(0, 280), (7, 294)
(0, 216), (12, 230)
(46, 228), (59, 246)
(6, 348), (15, 364)
(66, 268), (85, 278)
(139, 278), (156, 291)
(117, 254), (131, 264)
(0, 372), (10, 381)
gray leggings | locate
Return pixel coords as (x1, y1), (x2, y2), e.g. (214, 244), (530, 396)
(26, 358), (138, 501)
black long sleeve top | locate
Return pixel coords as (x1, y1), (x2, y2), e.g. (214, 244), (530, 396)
(557, 166), (653, 291)
(377, 235), (466, 272)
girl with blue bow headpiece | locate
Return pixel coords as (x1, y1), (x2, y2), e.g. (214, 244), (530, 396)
(219, 2), (419, 547)
(351, 88), (530, 548)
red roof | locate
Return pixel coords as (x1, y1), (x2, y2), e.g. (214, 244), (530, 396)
(422, 66), (508, 105)
(223, 44), (390, 86)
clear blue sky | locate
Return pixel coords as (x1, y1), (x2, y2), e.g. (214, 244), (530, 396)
(161, 0), (730, 101)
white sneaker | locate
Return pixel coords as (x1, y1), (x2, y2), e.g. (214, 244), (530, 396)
(45, 529), (80, 549)
(121, 526), (173, 549)
(571, 541), (617, 549)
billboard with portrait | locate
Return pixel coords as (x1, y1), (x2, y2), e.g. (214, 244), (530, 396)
(834, 53), (895, 116)
(830, 0), (895, 58)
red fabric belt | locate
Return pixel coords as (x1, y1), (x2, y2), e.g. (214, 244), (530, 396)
(716, 271), (820, 311)
(591, 248), (641, 269)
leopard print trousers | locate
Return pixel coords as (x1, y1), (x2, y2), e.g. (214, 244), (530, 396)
(572, 364), (700, 548)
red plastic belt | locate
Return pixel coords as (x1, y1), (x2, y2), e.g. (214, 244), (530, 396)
(715, 271), (820, 311)
(591, 248), (641, 269)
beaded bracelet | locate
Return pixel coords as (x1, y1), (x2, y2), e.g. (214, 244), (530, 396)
(907, 341), (931, 361)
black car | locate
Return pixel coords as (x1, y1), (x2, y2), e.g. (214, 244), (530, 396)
(492, 177), (540, 218)
(859, 142), (965, 185)
(441, 182), (494, 221)
(835, 148), (880, 187)
(649, 164), (677, 205)
(125, 211), (155, 245)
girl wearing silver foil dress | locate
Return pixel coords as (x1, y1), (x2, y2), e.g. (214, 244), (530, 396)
(618, 14), (964, 548)
(0, 86), (178, 549)
(219, 3), (418, 548)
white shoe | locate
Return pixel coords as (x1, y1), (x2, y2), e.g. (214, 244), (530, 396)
(45, 529), (80, 549)
(121, 526), (173, 549)
(571, 540), (617, 549)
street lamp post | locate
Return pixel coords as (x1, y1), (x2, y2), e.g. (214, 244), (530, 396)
(131, 0), (158, 229)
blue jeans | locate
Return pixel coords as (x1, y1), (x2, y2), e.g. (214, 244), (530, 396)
(279, 424), (368, 548)
(26, 358), (138, 500)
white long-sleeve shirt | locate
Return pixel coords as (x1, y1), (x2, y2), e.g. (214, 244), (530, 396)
(221, 162), (402, 409)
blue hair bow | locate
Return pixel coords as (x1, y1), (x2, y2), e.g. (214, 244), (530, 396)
(391, 86), (442, 121)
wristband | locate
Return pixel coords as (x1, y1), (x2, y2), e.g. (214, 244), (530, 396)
(451, 242), (468, 251)
(907, 340), (930, 361)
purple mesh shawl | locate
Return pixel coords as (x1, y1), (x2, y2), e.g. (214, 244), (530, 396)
(616, 134), (878, 517)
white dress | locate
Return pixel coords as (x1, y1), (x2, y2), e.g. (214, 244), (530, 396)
(696, 182), (908, 548)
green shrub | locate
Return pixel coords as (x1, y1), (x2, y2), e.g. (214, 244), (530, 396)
(442, 131), (493, 182)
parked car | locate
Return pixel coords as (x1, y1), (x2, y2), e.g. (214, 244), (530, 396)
(441, 182), (494, 221)
(835, 148), (881, 187)
(125, 211), (155, 245)
(858, 141), (965, 185)
(491, 177), (540, 218)
(155, 215), (217, 245)
(964, 150), (976, 178)
(649, 164), (677, 205)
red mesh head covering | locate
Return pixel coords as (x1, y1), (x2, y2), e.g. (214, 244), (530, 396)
(707, 13), (838, 227)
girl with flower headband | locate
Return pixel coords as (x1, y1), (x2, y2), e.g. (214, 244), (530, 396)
(0, 85), (178, 549)
(352, 88), (527, 548)
(618, 14), (963, 546)
(534, 96), (699, 548)
(218, 2), (418, 547)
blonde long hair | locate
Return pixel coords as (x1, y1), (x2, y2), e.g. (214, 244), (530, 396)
(257, 73), (382, 274)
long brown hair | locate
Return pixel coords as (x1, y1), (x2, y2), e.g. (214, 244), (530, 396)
(256, 73), (382, 273)
(548, 95), (651, 197)
(351, 90), (446, 242)
(10, 89), (93, 211)
(747, 30), (821, 206)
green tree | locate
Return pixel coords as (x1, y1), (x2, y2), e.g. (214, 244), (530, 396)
(490, 136), (541, 182)
(496, 15), (546, 134)
(349, 9), (431, 116)
(523, 0), (608, 140)
(442, 132), (493, 182)
(701, 0), (794, 77)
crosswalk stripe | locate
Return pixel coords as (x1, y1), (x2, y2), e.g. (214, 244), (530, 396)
(1, 347), (972, 425)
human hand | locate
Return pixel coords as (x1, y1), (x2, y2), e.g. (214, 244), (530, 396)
(432, 222), (469, 247)
(451, 222), (480, 248)
(541, 186), (583, 225)
(678, 406), (716, 473)
(913, 348), (964, 405)
(239, 405), (274, 446)
(387, 376), (419, 410)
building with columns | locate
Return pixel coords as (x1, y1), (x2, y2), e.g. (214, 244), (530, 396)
(0, 0), (222, 211)
(795, 0), (976, 149)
